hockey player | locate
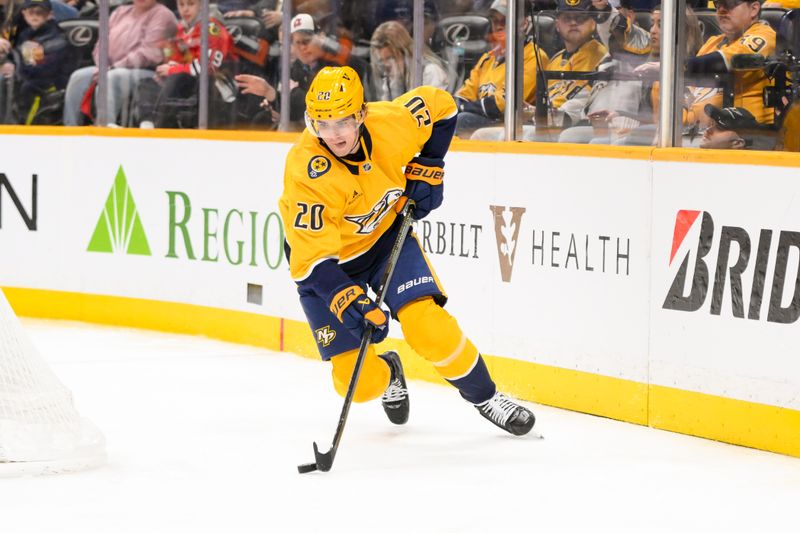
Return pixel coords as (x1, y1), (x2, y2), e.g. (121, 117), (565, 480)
(278, 66), (535, 436)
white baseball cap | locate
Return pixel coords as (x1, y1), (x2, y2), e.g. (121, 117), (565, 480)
(489, 0), (507, 17)
(291, 13), (316, 34)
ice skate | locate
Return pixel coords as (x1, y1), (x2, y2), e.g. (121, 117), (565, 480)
(379, 351), (409, 425)
(475, 392), (535, 436)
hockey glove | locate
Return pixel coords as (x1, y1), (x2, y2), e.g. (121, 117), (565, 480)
(329, 284), (390, 343)
(401, 156), (444, 220)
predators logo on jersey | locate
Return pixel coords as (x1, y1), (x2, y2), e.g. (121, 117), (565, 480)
(308, 156), (331, 178)
(477, 82), (497, 99)
(344, 189), (404, 235)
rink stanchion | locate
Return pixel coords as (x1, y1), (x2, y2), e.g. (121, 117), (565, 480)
(298, 201), (416, 474)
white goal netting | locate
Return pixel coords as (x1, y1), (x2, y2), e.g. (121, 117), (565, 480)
(0, 288), (105, 475)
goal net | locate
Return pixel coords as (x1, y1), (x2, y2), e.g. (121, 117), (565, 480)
(0, 288), (106, 476)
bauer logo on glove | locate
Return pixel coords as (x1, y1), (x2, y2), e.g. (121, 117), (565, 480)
(404, 163), (443, 183)
(328, 284), (389, 343)
(401, 156), (444, 220)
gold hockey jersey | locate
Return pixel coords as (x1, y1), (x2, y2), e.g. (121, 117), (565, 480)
(456, 42), (549, 111)
(695, 21), (776, 124)
(279, 86), (457, 283)
(546, 39), (609, 110)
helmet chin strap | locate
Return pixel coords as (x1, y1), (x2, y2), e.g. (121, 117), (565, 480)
(346, 120), (367, 155)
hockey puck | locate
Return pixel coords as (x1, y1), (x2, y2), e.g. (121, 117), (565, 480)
(297, 462), (318, 474)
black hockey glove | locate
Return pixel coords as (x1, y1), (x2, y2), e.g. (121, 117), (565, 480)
(329, 284), (389, 343)
(401, 156), (444, 220)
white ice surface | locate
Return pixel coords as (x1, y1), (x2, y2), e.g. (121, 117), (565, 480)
(1, 320), (799, 533)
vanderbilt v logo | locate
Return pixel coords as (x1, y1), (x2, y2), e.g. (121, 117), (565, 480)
(490, 205), (526, 283)
(87, 166), (151, 255)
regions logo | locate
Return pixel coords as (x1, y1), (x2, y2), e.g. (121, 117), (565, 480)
(344, 189), (403, 234)
(308, 156), (330, 179)
(315, 326), (336, 347)
(87, 165), (151, 255)
(663, 209), (800, 324)
(489, 205), (526, 283)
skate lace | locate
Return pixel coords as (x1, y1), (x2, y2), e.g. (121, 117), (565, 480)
(382, 378), (407, 403)
(479, 393), (518, 426)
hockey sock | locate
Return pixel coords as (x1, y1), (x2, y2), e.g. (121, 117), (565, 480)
(330, 345), (391, 403)
(398, 297), (496, 403)
(446, 355), (496, 404)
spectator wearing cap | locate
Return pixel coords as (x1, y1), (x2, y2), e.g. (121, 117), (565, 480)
(540, 0), (609, 128)
(0, 0), (71, 124)
(369, 20), (449, 101)
(472, 0), (609, 141)
(0, 0), (75, 64)
(453, 0), (549, 136)
(235, 12), (367, 130)
(62, 0), (177, 126)
(700, 103), (775, 149)
(686, 0), (776, 125)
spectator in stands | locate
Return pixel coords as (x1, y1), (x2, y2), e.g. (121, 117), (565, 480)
(700, 103), (775, 149)
(454, 0), (549, 137)
(62, 0), (177, 126)
(0, 0), (70, 124)
(369, 19), (448, 101)
(561, 3), (703, 145)
(471, 0), (608, 141)
(134, 0), (235, 128)
(234, 12), (369, 130)
(556, 0), (651, 143)
(686, 0), (776, 125)
(1, 0), (78, 26)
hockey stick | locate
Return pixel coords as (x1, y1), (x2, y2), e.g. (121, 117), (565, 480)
(298, 200), (416, 474)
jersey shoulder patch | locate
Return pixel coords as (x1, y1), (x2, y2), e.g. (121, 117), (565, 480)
(307, 155), (331, 179)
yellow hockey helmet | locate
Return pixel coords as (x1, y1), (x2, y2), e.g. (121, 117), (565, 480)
(305, 66), (365, 122)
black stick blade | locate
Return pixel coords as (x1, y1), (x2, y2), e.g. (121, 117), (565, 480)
(297, 462), (318, 474)
(313, 442), (333, 472)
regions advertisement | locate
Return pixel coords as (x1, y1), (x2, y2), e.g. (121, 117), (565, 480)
(0, 135), (300, 321)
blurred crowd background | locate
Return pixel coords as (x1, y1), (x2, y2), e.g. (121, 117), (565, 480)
(1, 0), (798, 151)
